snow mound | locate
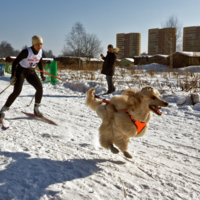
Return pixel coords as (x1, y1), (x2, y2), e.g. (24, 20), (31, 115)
(193, 103), (200, 111)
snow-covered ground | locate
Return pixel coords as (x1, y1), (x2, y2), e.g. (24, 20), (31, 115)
(0, 65), (200, 200)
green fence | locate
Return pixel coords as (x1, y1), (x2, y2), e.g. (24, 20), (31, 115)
(35, 61), (58, 85)
(50, 61), (57, 85)
(3, 61), (58, 85)
(4, 63), (12, 77)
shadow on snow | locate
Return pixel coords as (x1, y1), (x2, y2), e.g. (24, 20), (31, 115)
(0, 151), (125, 200)
(18, 94), (86, 99)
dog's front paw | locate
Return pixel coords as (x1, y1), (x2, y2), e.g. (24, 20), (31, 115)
(123, 151), (132, 159)
(109, 145), (119, 154)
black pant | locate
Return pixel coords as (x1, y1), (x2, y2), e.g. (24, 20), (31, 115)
(5, 66), (43, 107)
(106, 75), (115, 93)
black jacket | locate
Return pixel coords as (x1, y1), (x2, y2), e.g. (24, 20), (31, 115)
(101, 48), (119, 76)
(12, 46), (44, 78)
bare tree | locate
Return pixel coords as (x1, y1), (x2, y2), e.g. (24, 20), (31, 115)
(13, 50), (20, 56)
(22, 45), (28, 50)
(63, 22), (86, 66)
(141, 52), (148, 56)
(161, 14), (182, 51)
(62, 49), (76, 57)
(0, 41), (15, 58)
(63, 22), (103, 64)
(83, 33), (103, 59)
(43, 50), (55, 58)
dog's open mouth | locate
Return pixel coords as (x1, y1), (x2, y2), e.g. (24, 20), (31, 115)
(149, 105), (162, 115)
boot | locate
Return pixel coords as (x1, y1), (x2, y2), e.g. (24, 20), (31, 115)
(103, 91), (112, 95)
(111, 88), (116, 93)
(34, 103), (43, 117)
(0, 106), (9, 119)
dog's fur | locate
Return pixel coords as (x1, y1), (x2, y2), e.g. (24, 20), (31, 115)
(86, 87), (169, 158)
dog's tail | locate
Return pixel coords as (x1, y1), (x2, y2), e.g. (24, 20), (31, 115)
(86, 88), (103, 111)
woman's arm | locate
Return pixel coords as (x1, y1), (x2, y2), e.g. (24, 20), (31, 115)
(11, 49), (28, 77)
(38, 58), (45, 80)
(101, 53), (106, 61)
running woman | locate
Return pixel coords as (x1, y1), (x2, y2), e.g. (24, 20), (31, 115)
(0, 35), (46, 118)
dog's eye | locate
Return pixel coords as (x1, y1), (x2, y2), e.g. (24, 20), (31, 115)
(151, 96), (156, 99)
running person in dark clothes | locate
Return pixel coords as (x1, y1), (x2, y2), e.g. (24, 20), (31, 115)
(100, 44), (119, 94)
(0, 35), (46, 118)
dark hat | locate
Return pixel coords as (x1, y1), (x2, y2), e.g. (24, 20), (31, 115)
(108, 44), (113, 48)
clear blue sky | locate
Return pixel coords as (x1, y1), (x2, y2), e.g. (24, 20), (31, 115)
(0, 0), (200, 57)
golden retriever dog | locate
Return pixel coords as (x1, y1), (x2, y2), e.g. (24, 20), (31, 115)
(86, 87), (169, 159)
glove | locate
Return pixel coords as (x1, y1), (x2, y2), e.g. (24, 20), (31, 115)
(100, 54), (104, 59)
(10, 76), (17, 85)
(41, 75), (46, 82)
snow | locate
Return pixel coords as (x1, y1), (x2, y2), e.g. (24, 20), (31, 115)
(175, 51), (200, 57)
(193, 103), (200, 111)
(135, 54), (168, 58)
(42, 58), (54, 61)
(126, 63), (170, 72)
(89, 58), (103, 62)
(135, 52), (200, 58)
(7, 56), (16, 59)
(134, 55), (151, 58)
(0, 65), (200, 200)
(176, 65), (200, 72)
(122, 58), (134, 62)
(154, 54), (169, 58)
(54, 56), (102, 62)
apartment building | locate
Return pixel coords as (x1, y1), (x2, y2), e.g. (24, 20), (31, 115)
(183, 26), (200, 52)
(148, 28), (176, 55)
(116, 33), (141, 59)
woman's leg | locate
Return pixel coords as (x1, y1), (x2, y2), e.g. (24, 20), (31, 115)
(26, 72), (43, 103)
(106, 75), (111, 92)
(26, 72), (43, 116)
(110, 75), (115, 92)
(106, 75), (115, 93)
(5, 73), (25, 107)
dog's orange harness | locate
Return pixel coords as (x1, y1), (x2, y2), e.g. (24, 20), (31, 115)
(103, 99), (146, 134)
(124, 110), (146, 134)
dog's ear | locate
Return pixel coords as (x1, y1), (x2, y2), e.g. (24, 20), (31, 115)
(124, 89), (137, 97)
(129, 93), (143, 105)
(141, 86), (160, 96)
(125, 90), (143, 107)
(141, 86), (154, 91)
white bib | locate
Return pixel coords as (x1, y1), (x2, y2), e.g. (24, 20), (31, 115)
(19, 47), (42, 68)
